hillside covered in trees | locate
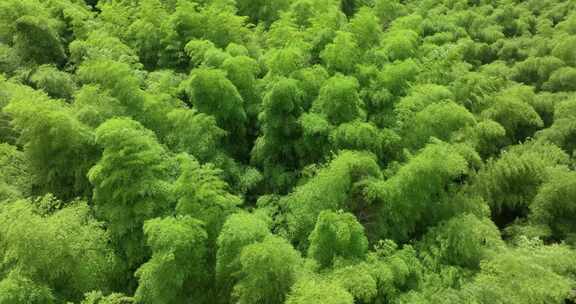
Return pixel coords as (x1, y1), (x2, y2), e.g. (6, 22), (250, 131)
(1, 0), (576, 303)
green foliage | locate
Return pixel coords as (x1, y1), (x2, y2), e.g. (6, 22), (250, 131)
(551, 35), (576, 66)
(403, 101), (476, 149)
(530, 168), (576, 243)
(0, 143), (31, 201)
(0, 271), (54, 304)
(0, 44), (21, 75)
(69, 31), (141, 67)
(286, 151), (381, 246)
(253, 77), (303, 161)
(347, 7), (383, 50)
(420, 214), (504, 269)
(308, 210), (368, 268)
(3, 0), (576, 302)
(166, 109), (226, 162)
(0, 199), (118, 301)
(364, 141), (477, 242)
(511, 56), (564, 89)
(265, 47), (309, 77)
(330, 121), (386, 157)
(76, 60), (174, 135)
(13, 15), (66, 65)
(543, 66), (576, 92)
(252, 77), (304, 190)
(536, 97), (576, 153)
(366, 243), (423, 302)
(234, 235), (302, 304)
(174, 154), (241, 245)
(29, 65), (76, 100)
(472, 141), (570, 220)
(81, 291), (134, 304)
(481, 86), (544, 143)
(72, 84), (126, 128)
(286, 276), (354, 304)
(465, 241), (576, 304)
(462, 119), (507, 159)
(378, 30), (420, 62)
(321, 31), (361, 74)
(4, 86), (96, 199)
(88, 118), (173, 268)
(312, 74), (364, 125)
(135, 216), (207, 304)
(327, 262), (377, 302)
(221, 55), (261, 118)
(236, 0), (293, 26)
(186, 67), (248, 156)
(216, 212), (270, 301)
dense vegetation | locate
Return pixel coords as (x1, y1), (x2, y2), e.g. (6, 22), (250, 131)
(1, 0), (576, 303)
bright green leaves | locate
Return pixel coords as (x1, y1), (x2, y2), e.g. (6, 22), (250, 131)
(410, 239), (576, 304)
(308, 210), (368, 268)
(347, 8), (382, 50)
(373, 0), (407, 26)
(404, 101), (476, 150)
(13, 15), (66, 65)
(234, 235), (302, 304)
(252, 77), (304, 190)
(186, 68), (248, 157)
(184, 39), (218, 68)
(530, 168), (576, 243)
(221, 55), (261, 119)
(0, 143), (31, 201)
(286, 151), (381, 246)
(543, 67), (576, 92)
(72, 85), (126, 129)
(420, 214), (503, 269)
(166, 109), (226, 163)
(466, 242), (576, 304)
(4, 86), (96, 199)
(312, 74), (364, 125)
(0, 271), (54, 304)
(472, 141), (570, 223)
(174, 154), (241, 245)
(0, 199), (118, 302)
(536, 97), (576, 154)
(77, 59), (177, 138)
(321, 31), (361, 74)
(364, 141), (476, 242)
(253, 77), (303, 165)
(236, 0), (293, 27)
(481, 86), (544, 143)
(81, 291), (134, 304)
(88, 118), (173, 267)
(216, 212), (270, 302)
(511, 56), (564, 90)
(330, 121), (387, 157)
(135, 216), (208, 304)
(76, 60), (144, 114)
(366, 243), (423, 302)
(69, 31), (141, 67)
(462, 119), (507, 159)
(327, 263), (377, 302)
(551, 35), (576, 66)
(124, 0), (168, 69)
(286, 276), (354, 304)
(29, 65), (76, 100)
(378, 30), (419, 62)
(265, 47), (309, 77)
(3, 0), (576, 303)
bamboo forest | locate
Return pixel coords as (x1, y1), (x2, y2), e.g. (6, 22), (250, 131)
(1, 0), (576, 303)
